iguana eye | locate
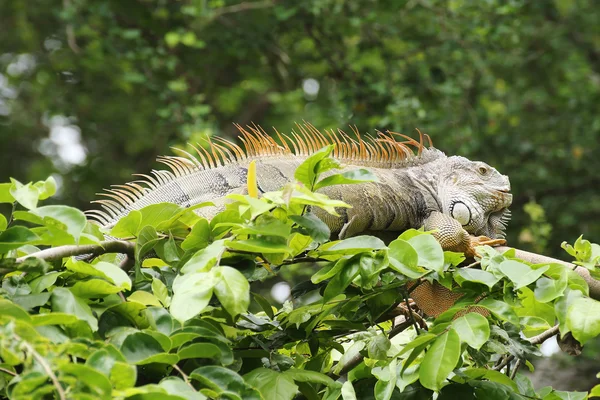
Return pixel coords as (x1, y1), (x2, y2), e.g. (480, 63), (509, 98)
(478, 166), (488, 175)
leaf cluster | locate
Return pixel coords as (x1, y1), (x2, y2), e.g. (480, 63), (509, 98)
(0, 155), (599, 399)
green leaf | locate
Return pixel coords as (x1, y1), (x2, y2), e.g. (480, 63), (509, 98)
(152, 278), (170, 307)
(0, 299), (32, 321)
(0, 226), (40, 253)
(70, 279), (123, 297)
(398, 333), (437, 356)
(286, 184), (351, 216)
(534, 269), (568, 303)
(159, 377), (208, 400)
(290, 213), (331, 243)
(138, 203), (185, 232)
(29, 271), (62, 293)
(0, 183), (15, 203)
(181, 218), (210, 251)
(31, 313), (79, 326)
(566, 297), (600, 345)
(498, 260), (549, 289)
(181, 240), (226, 274)
(252, 292), (275, 319)
(31, 205), (87, 243)
(178, 342), (223, 360)
(51, 288), (98, 331)
(368, 335), (391, 360)
(244, 367), (299, 400)
(374, 361), (397, 400)
(516, 287), (555, 327)
(408, 234), (444, 273)
(341, 381), (357, 400)
(477, 299), (519, 326)
(294, 144), (334, 188)
(0, 213), (6, 231)
(170, 272), (215, 323)
(212, 266), (250, 317)
(419, 329), (461, 391)
(136, 225), (160, 260)
(10, 179), (39, 209)
(283, 368), (335, 387)
(226, 238), (292, 254)
(120, 332), (164, 363)
(323, 256), (361, 301)
(321, 235), (386, 255)
(388, 238), (426, 278)
(94, 261), (132, 290)
(555, 288), (583, 334)
(451, 312), (490, 350)
(455, 268), (501, 290)
(314, 168), (378, 190)
(59, 363), (112, 398)
(462, 368), (519, 392)
(190, 366), (261, 400)
(33, 176), (57, 200)
(111, 210), (142, 238)
(128, 291), (163, 307)
(230, 217), (291, 238)
(311, 257), (347, 284)
(333, 341), (365, 375)
(12, 293), (51, 310)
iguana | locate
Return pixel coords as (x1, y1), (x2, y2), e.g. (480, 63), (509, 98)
(87, 123), (512, 316)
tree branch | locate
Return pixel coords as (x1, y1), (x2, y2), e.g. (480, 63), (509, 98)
(16, 240), (135, 263)
(328, 319), (414, 378)
(496, 246), (600, 301)
(213, 1), (274, 18)
(494, 324), (560, 372)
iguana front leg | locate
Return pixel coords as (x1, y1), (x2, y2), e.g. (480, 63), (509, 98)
(423, 211), (506, 257)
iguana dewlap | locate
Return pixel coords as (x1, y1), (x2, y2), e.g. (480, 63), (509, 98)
(88, 123), (512, 316)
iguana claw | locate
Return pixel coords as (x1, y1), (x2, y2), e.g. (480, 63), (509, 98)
(467, 236), (507, 258)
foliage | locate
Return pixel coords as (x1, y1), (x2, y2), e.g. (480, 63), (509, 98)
(0, 154), (599, 399)
(1, 0), (600, 258)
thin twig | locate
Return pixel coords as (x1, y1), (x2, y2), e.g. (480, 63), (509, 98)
(463, 260), (481, 269)
(404, 291), (422, 334)
(21, 340), (66, 400)
(16, 240), (135, 263)
(6, 201), (17, 228)
(328, 319), (415, 378)
(63, 0), (80, 53)
(529, 324), (560, 345)
(510, 359), (521, 379)
(172, 364), (194, 389)
(0, 367), (16, 376)
(493, 324), (560, 372)
(212, 1), (274, 17)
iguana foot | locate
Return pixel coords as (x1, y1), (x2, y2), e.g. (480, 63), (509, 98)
(393, 298), (427, 329)
(467, 236), (507, 258)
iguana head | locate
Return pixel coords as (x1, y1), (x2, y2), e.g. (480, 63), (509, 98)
(438, 156), (512, 239)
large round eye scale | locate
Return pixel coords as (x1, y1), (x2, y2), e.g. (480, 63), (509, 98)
(450, 201), (471, 226)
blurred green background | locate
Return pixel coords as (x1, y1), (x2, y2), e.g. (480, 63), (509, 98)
(1, 0), (599, 259)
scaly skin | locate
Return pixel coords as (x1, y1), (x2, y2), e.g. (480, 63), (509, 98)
(92, 153), (512, 254)
(88, 126), (513, 317)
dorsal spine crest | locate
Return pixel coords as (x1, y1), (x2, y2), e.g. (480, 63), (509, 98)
(87, 123), (444, 225)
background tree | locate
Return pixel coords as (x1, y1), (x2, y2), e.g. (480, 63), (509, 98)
(1, 0), (599, 257)
(1, 0), (600, 393)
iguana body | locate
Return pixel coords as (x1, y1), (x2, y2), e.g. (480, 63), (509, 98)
(88, 123), (512, 316)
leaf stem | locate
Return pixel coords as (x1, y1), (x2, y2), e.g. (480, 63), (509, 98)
(172, 364), (194, 389)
